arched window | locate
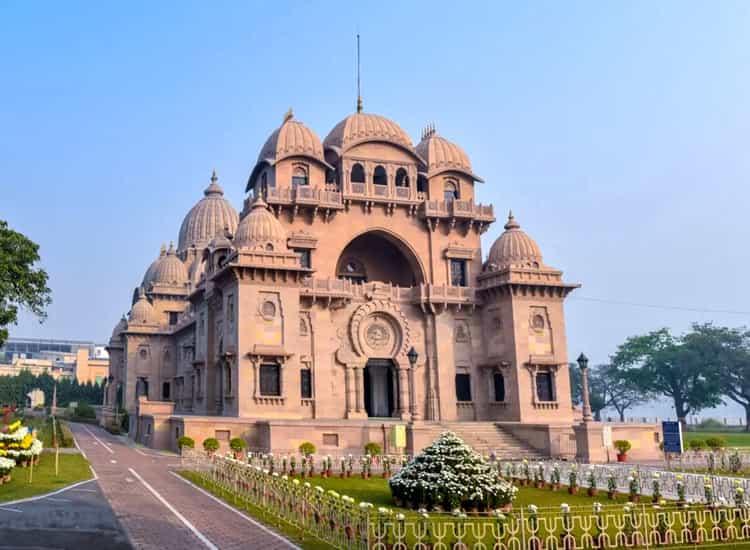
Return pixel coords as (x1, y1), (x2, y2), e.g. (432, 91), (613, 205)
(416, 174), (427, 194)
(162, 381), (171, 400)
(292, 165), (308, 187)
(493, 372), (505, 402)
(265, 243), (274, 252)
(444, 180), (459, 202)
(338, 258), (367, 284)
(395, 168), (409, 187)
(373, 165), (387, 186)
(350, 163), (365, 183)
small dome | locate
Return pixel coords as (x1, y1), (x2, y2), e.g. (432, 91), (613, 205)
(233, 197), (287, 251)
(324, 112), (414, 154)
(487, 212), (543, 269)
(416, 125), (483, 182)
(142, 244), (166, 287)
(149, 243), (188, 286)
(111, 315), (127, 338)
(257, 110), (325, 165)
(129, 289), (158, 324)
(177, 171), (239, 254)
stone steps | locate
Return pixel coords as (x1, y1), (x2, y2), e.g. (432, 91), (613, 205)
(428, 422), (546, 459)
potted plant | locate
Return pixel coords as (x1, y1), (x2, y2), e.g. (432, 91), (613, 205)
(364, 441), (382, 457)
(586, 469), (597, 497)
(202, 437), (219, 456)
(229, 437), (246, 459)
(614, 440), (632, 462)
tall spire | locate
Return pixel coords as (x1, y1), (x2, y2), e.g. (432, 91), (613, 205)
(356, 34), (363, 113)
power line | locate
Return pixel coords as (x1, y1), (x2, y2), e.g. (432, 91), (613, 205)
(569, 296), (750, 316)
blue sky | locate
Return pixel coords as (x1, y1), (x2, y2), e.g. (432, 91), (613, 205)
(3, 1), (750, 419)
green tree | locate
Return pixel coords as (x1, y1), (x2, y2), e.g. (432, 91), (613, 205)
(599, 364), (647, 422)
(0, 220), (51, 346)
(611, 326), (724, 426)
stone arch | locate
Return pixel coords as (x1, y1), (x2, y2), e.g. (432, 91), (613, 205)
(349, 300), (411, 362)
(336, 228), (426, 286)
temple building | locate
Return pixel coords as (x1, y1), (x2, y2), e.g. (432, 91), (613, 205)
(104, 106), (659, 460)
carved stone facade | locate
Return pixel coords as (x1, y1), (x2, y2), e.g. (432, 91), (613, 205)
(105, 107), (596, 456)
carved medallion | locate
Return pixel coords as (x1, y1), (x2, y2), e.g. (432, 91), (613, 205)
(366, 322), (391, 349)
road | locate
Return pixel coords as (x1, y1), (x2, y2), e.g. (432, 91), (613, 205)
(0, 423), (299, 550)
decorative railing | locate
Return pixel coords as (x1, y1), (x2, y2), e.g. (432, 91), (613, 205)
(422, 199), (495, 222)
(264, 186), (343, 208)
(299, 279), (478, 307)
(182, 450), (750, 550)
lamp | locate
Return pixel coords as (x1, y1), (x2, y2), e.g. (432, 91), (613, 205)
(407, 346), (418, 367)
(577, 352), (589, 370)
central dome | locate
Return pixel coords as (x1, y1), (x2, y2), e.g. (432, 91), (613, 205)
(177, 172), (239, 254)
(324, 112), (414, 153)
(233, 197), (288, 251)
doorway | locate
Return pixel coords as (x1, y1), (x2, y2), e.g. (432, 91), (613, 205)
(364, 359), (397, 417)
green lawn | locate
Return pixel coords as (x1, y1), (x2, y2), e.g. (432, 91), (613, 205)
(684, 431), (750, 448)
(0, 453), (93, 503)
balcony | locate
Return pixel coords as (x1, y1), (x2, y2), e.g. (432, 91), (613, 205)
(258, 186), (344, 219)
(422, 199), (495, 226)
(343, 182), (425, 206)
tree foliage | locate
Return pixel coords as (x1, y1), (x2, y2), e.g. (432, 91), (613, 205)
(0, 220), (52, 346)
(569, 363), (645, 421)
(0, 370), (103, 407)
(611, 325), (725, 423)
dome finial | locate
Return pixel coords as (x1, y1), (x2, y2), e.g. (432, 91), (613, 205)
(504, 210), (520, 230)
(204, 169), (224, 197)
(356, 34), (363, 113)
(167, 241), (175, 254)
(159, 243), (166, 257)
(421, 122), (437, 140)
(210, 169), (218, 184)
(283, 108), (294, 123)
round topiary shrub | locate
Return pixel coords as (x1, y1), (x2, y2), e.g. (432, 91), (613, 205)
(364, 442), (382, 456)
(705, 436), (727, 450)
(229, 437), (247, 456)
(689, 439), (707, 451)
(388, 432), (517, 511)
(298, 441), (316, 456)
(203, 437), (219, 453)
(177, 436), (195, 451)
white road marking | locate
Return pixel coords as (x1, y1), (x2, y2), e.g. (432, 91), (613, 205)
(110, 459), (117, 464)
(80, 425), (114, 455)
(0, 507), (23, 513)
(125, 477), (135, 483)
(73, 429), (88, 459)
(0, 478), (96, 507)
(129, 468), (218, 550)
(170, 471), (302, 550)
(90, 465), (99, 480)
(46, 497), (72, 503)
(71, 488), (98, 493)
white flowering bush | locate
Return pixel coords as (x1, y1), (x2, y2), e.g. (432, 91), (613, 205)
(388, 432), (517, 511)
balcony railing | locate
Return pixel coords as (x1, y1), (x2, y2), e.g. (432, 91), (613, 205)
(422, 199), (495, 222)
(299, 278), (477, 307)
(262, 186), (343, 209)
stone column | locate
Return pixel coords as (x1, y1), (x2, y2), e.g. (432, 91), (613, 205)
(345, 365), (356, 417)
(397, 367), (410, 421)
(354, 365), (365, 413)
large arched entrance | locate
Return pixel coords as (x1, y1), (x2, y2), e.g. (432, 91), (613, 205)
(336, 230), (425, 286)
(364, 358), (398, 417)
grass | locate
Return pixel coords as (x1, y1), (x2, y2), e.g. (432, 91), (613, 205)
(0, 453), (92, 502)
(684, 431), (750, 448)
(183, 471), (719, 550)
(20, 415), (75, 448)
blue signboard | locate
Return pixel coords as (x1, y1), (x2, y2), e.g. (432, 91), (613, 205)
(662, 421), (683, 454)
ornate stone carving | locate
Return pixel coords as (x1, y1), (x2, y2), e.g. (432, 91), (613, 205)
(349, 300), (410, 359)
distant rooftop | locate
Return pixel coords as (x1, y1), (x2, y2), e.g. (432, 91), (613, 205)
(0, 337), (108, 364)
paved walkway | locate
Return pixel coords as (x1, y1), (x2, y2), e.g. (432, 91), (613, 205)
(68, 423), (298, 550)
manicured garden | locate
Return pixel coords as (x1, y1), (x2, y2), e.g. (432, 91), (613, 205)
(0, 453), (92, 502)
(684, 431), (750, 448)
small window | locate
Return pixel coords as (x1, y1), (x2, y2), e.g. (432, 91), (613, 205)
(351, 163), (365, 183)
(395, 168), (409, 187)
(260, 364), (281, 396)
(265, 243), (274, 252)
(162, 381), (170, 400)
(225, 364), (232, 395)
(215, 430), (230, 442)
(292, 165), (309, 187)
(455, 373), (472, 402)
(444, 180), (459, 202)
(536, 370), (555, 402)
(169, 311), (179, 326)
(450, 259), (467, 287)
(373, 165), (387, 186)
(300, 369), (312, 399)
(417, 175), (427, 194)
(322, 433), (339, 446)
(493, 372), (505, 402)
(298, 249), (311, 269)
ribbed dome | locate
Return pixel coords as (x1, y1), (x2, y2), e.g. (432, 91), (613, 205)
(258, 110), (325, 165)
(129, 289), (158, 324)
(149, 243), (188, 286)
(177, 171), (239, 254)
(324, 112), (414, 153)
(487, 212), (543, 268)
(142, 245), (166, 286)
(416, 126), (482, 181)
(233, 197), (287, 251)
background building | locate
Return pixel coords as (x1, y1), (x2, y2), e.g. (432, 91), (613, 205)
(0, 337), (109, 383)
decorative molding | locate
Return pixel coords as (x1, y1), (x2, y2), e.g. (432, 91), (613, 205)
(348, 300), (411, 360)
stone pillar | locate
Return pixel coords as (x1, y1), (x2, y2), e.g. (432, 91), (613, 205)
(345, 365), (356, 418)
(397, 367), (410, 421)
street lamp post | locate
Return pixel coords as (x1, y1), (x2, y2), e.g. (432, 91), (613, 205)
(577, 352), (593, 422)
